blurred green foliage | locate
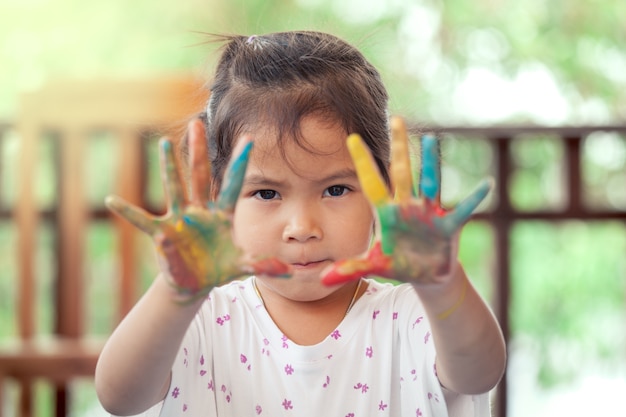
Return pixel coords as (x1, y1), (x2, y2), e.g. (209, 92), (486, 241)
(0, 0), (625, 414)
(511, 221), (626, 387)
(1, 0), (626, 123)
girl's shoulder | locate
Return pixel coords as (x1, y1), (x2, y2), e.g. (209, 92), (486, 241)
(357, 278), (424, 317)
(208, 277), (254, 298)
(363, 278), (419, 302)
(197, 277), (260, 316)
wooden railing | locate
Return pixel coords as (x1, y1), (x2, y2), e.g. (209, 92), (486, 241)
(0, 76), (208, 417)
(1, 113), (625, 416)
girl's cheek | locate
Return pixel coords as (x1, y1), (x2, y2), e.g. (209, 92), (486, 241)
(230, 206), (245, 247)
(230, 227), (239, 247)
(231, 202), (262, 249)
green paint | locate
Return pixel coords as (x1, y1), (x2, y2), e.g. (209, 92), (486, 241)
(217, 141), (253, 211)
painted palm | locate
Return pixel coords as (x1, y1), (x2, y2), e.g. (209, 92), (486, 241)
(322, 117), (493, 285)
(106, 121), (289, 301)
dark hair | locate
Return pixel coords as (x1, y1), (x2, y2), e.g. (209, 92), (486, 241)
(186, 31), (391, 196)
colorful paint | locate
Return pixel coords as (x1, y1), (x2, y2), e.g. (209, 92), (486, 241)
(217, 141), (253, 211)
(346, 134), (388, 206)
(105, 135), (289, 302)
(322, 116), (493, 286)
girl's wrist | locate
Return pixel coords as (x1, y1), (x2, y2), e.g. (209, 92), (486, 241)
(158, 272), (212, 306)
(411, 261), (468, 319)
(435, 276), (468, 320)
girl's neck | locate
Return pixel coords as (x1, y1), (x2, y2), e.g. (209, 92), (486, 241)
(253, 278), (366, 346)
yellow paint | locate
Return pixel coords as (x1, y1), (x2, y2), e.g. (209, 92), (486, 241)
(336, 260), (365, 275)
(390, 117), (413, 203)
(347, 134), (389, 206)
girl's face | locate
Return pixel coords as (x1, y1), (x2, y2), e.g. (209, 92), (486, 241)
(232, 116), (375, 302)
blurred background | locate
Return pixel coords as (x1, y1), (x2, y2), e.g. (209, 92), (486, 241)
(0, 0), (624, 416)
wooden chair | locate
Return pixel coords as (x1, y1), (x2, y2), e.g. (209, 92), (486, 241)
(0, 75), (208, 416)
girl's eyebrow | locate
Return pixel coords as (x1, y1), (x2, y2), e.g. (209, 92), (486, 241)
(317, 168), (359, 184)
(242, 174), (285, 188)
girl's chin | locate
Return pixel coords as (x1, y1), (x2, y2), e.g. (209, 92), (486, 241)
(258, 268), (325, 287)
(254, 260), (338, 286)
(293, 260), (339, 280)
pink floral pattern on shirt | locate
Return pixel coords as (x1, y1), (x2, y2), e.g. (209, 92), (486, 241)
(153, 278), (483, 417)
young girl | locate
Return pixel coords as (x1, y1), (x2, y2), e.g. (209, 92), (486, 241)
(95, 31), (506, 417)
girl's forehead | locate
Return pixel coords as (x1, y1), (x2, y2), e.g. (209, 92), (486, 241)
(241, 117), (355, 178)
(244, 115), (349, 156)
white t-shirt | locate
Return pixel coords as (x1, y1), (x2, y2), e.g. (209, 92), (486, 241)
(131, 277), (489, 417)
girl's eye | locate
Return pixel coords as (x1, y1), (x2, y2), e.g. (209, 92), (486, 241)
(254, 190), (278, 200)
(324, 185), (349, 197)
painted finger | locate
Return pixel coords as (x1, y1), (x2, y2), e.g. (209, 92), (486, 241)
(155, 232), (206, 292)
(322, 242), (393, 285)
(159, 138), (185, 215)
(188, 119), (211, 206)
(434, 178), (493, 236)
(377, 204), (400, 255)
(216, 138), (253, 212)
(390, 117), (413, 203)
(105, 195), (159, 235)
(244, 257), (292, 278)
(419, 134), (441, 204)
(346, 134), (390, 207)
(321, 258), (376, 286)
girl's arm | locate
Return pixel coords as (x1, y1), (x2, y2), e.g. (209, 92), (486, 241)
(95, 276), (202, 415)
(95, 120), (289, 415)
(414, 263), (505, 394)
(323, 116), (506, 394)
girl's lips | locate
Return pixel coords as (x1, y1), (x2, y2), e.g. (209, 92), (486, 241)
(291, 260), (328, 269)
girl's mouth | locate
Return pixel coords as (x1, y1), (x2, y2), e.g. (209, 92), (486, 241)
(291, 260), (327, 269)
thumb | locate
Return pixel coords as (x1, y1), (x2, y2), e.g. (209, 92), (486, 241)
(322, 258), (378, 286)
(322, 242), (393, 286)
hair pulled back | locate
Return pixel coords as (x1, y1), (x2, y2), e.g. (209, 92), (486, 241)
(198, 31), (391, 191)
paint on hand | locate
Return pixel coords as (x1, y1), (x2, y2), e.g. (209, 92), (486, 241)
(248, 257), (292, 278)
(153, 216), (233, 293)
(419, 134), (440, 201)
(322, 242), (391, 285)
(105, 195), (158, 235)
(434, 178), (493, 237)
(322, 116), (492, 286)
(390, 117), (413, 203)
(347, 134), (389, 206)
(217, 141), (253, 212)
(161, 139), (185, 215)
(105, 128), (289, 303)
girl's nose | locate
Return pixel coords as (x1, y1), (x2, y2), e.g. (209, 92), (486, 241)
(282, 206), (323, 242)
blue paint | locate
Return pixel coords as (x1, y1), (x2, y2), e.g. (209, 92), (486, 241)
(161, 140), (172, 152)
(419, 135), (440, 200)
(159, 138), (184, 215)
(217, 141), (253, 211)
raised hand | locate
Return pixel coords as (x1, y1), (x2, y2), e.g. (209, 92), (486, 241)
(106, 120), (290, 302)
(322, 117), (492, 286)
